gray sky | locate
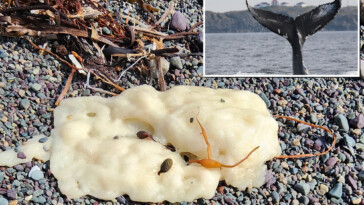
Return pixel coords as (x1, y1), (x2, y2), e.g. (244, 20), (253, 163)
(205, 0), (358, 13)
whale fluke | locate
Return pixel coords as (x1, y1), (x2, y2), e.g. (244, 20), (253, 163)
(246, 0), (341, 75)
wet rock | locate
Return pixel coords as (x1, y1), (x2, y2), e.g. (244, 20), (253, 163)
(170, 11), (188, 31)
(170, 56), (183, 69)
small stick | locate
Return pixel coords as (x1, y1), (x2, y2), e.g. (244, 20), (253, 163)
(25, 38), (80, 71)
(188, 21), (203, 32)
(156, 56), (166, 91)
(55, 69), (76, 106)
(153, 2), (174, 27)
(273, 115), (336, 159)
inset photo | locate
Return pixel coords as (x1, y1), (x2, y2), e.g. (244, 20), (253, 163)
(205, 0), (359, 76)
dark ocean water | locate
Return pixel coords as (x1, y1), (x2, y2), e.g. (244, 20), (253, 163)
(205, 31), (358, 76)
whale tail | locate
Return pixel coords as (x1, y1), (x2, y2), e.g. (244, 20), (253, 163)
(246, 0), (341, 74)
(246, 0), (341, 46)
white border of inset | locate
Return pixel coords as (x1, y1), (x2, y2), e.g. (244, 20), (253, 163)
(202, 0), (360, 77)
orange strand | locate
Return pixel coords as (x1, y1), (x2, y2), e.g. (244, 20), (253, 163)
(273, 115), (336, 159)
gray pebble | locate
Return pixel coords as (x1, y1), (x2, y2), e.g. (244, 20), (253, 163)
(39, 137), (48, 143)
(294, 183), (310, 195)
(328, 183), (343, 198)
(0, 171), (3, 182)
(30, 170), (44, 181)
(31, 83), (42, 91)
(0, 49), (7, 59)
(20, 99), (30, 109)
(102, 27), (111, 35)
(359, 170), (364, 180)
(344, 134), (356, 147)
(0, 198), (8, 205)
(271, 191), (279, 203)
(259, 93), (270, 108)
(170, 57), (183, 69)
(334, 114), (349, 132)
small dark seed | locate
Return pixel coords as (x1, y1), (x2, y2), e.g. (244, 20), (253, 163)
(165, 143), (176, 152)
(136, 131), (152, 139)
(158, 158), (173, 175)
(87, 112), (96, 117)
(113, 136), (119, 139)
(190, 117), (194, 123)
(220, 98), (225, 103)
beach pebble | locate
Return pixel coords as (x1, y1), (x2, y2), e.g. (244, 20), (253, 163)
(258, 93), (270, 108)
(344, 134), (356, 147)
(6, 189), (16, 200)
(31, 83), (42, 91)
(349, 114), (364, 129)
(317, 184), (329, 196)
(328, 183), (342, 198)
(334, 114), (349, 132)
(30, 170), (44, 181)
(149, 57), (170, 78)
(20, 99), (30, 109)
(294, 183), (310, 195)
(271, 191), (279, 203)
(359, 171), (364, 180)
(0, 198), (8, 205)
(351, 197), (362, 204)
(16, 152), (26, 159)
(170, 12), (188, 31)
(325, 157), (338, 166)
(170, 57), (183, 69)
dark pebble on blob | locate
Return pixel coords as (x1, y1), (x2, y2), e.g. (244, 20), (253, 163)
(16, 152), (26, 159)
(38, 137), (48, 143)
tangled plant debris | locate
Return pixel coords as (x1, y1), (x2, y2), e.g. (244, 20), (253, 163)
(0, 0), (203, 102)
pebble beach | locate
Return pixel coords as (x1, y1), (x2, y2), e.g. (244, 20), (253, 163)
(1, 0), (364, 205)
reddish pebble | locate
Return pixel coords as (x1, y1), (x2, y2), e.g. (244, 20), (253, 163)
(16, 152), (26, 159)
(218, 186), (224, 194)
(325, 157), (338, 166)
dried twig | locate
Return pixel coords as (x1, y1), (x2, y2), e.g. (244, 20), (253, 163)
(156, 56), (166, 91)
(25, 37), (80, 71)
(55, 69), (76, 106)
(131, 26), (168, 36)
(154, 2), (174, 27)
(189, 21), (203, 32)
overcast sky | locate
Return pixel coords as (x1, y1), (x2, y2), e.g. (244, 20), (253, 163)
(205, 0), (358, 13)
